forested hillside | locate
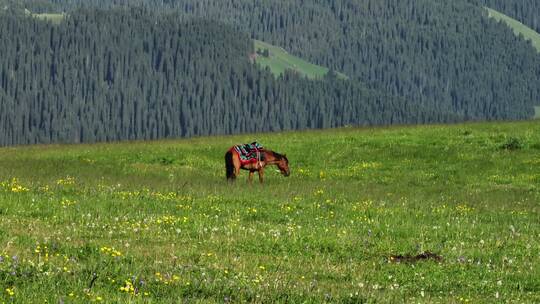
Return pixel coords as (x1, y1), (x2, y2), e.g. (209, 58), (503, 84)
(1, 0), (540, 146)
(2, 8), (448, 145)
(19, 0), (540, 115)
(476, 0), (540, 33)
(486, 8), (540, 53)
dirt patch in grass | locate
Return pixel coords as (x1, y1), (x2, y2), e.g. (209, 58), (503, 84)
(389, 251), (443, 263)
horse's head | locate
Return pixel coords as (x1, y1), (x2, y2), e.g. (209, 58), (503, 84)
(276, 154), (290, 177)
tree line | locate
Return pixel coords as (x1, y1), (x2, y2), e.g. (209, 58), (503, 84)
(0, 0), (539, 146)
(0, 8), (458, 146)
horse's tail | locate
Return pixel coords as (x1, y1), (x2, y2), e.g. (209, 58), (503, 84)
(225, 150), (235, 180)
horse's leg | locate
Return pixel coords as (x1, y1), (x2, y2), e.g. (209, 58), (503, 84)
(227, 153), (241, 183)
(248, 171), (254, 184)
(225, 150), (235, 182)
(258, 168), (264, 184)
(233, 157), (241, 180)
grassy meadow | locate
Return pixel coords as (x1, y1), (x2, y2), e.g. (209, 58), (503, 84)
(32, 13), (65, 24)
(0, 121), (539, 303)
(253, 40), (347, 80)
(23, 9), (66, 24)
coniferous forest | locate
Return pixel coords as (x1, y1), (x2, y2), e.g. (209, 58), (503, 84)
(0, 0), (539, 146)
(476, 0), (540, 33)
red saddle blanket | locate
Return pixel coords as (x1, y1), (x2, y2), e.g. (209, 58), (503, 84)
(231, 142), (264, 165)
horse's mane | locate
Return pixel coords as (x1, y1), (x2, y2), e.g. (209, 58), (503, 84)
(269, 150), (288, 163)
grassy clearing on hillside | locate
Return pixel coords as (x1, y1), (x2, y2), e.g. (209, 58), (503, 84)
(486, 7), (540, 52)
(32, 13), (65, 24)
(1, 121), (540, 303)
(23, 8), (65, 24)
(254, 40), (347, 80)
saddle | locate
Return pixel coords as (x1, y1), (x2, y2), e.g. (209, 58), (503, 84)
(232, 142), (265, 165)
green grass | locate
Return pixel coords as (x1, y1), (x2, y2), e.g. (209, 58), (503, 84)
(1, 121), (539, 302)
(22, 8), (65, 24)
(254, 40), (347, 79)
(486, 7), (540, 52)
(32, 12), (65, 24)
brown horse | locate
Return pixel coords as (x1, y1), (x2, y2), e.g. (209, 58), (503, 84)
(225, 147), (290, 183)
